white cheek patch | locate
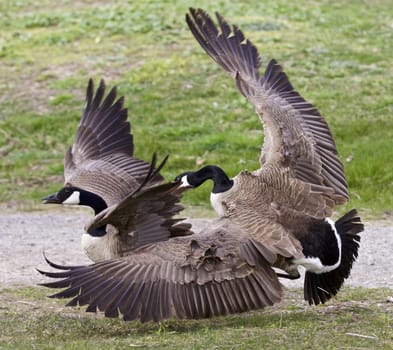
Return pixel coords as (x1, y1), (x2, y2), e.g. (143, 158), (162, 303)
(63, 191), (80, 205)
(179, 175), (191, 188)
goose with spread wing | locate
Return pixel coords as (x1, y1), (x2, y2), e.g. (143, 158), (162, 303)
(42, 79), (190, 261)
(38, 215), (284, 322)
(38, 79), (284, 322)
(177, 8), (363, 305)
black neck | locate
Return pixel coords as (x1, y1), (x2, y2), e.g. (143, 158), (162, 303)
(79, 190), (108, 215)
(78, 190), (108, 237)
(188, 165), (234, 193)
(89, 226), (107, 237)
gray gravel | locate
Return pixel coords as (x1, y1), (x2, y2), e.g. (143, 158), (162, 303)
(0, 207), (392, 290)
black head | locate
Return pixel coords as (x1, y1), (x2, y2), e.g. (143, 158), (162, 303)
(175, 171), (197, 188)
(42, 186), (108, 215)
(42, 186), (81, 205)
(175, 165), (233, 193)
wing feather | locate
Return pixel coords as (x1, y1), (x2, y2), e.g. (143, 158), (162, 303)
(86, 157), (191, 252)
(186, 8), (348, 202)
(38, 219), (282, 322)
(64, 79), (162, 204)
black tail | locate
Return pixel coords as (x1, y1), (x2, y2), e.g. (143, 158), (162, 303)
(304, 209), (363, 305)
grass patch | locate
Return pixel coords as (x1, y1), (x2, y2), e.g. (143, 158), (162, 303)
(0, 286), (392, 349)
(1, 0), (392, 217)
(1, 3), (391, 347)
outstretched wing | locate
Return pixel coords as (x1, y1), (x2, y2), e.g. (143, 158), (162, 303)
(38, 219), (282, 322)
(186, 8), (348, 204)
(86, 154), (191, 251)
(64, 79), (162, 204)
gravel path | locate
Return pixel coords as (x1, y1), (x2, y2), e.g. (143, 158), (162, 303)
(1, 208), (392, 290)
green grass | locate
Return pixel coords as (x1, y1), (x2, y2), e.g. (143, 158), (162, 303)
(1, 2), (392, 347)
(1, 0), (393, 217)
(1, 286), (392, 349)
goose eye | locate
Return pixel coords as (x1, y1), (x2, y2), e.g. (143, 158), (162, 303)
(62, 188), (73, 197)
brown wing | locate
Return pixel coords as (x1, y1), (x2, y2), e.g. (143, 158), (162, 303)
(38, 219), (282, 322)
(221, 168), (339, 257)
(186, 8), (348, 204)
(225, 199), (304, 260)
(64, 79), (162, 204)
(86, 155), (190, 251)
(255, 165), (337, 218)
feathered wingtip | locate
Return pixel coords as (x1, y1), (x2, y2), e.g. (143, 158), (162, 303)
(186, 8), (261, 81)
(304, 209), (363, 305)
(36, 253), (83, 291)
(122, 152), (169, 198)
(84, 78), (123, 114)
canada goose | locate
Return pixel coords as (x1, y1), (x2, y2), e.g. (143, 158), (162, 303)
(38, 79), (284, 322)
(176, 8), (364, 305)
(42, 79), (190, 262)
(38, 216), (284, 322)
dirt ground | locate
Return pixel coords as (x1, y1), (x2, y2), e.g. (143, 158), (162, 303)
(0, 207), (392, 290)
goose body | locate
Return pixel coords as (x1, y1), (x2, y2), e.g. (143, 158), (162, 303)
(177, 8), (364, 304)
(178, 165), (358, 279)
(81, 228), (121, 262)
(39, 79), (287, 322)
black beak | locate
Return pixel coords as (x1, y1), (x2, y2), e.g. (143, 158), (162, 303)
(42, 192), (61, 204)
